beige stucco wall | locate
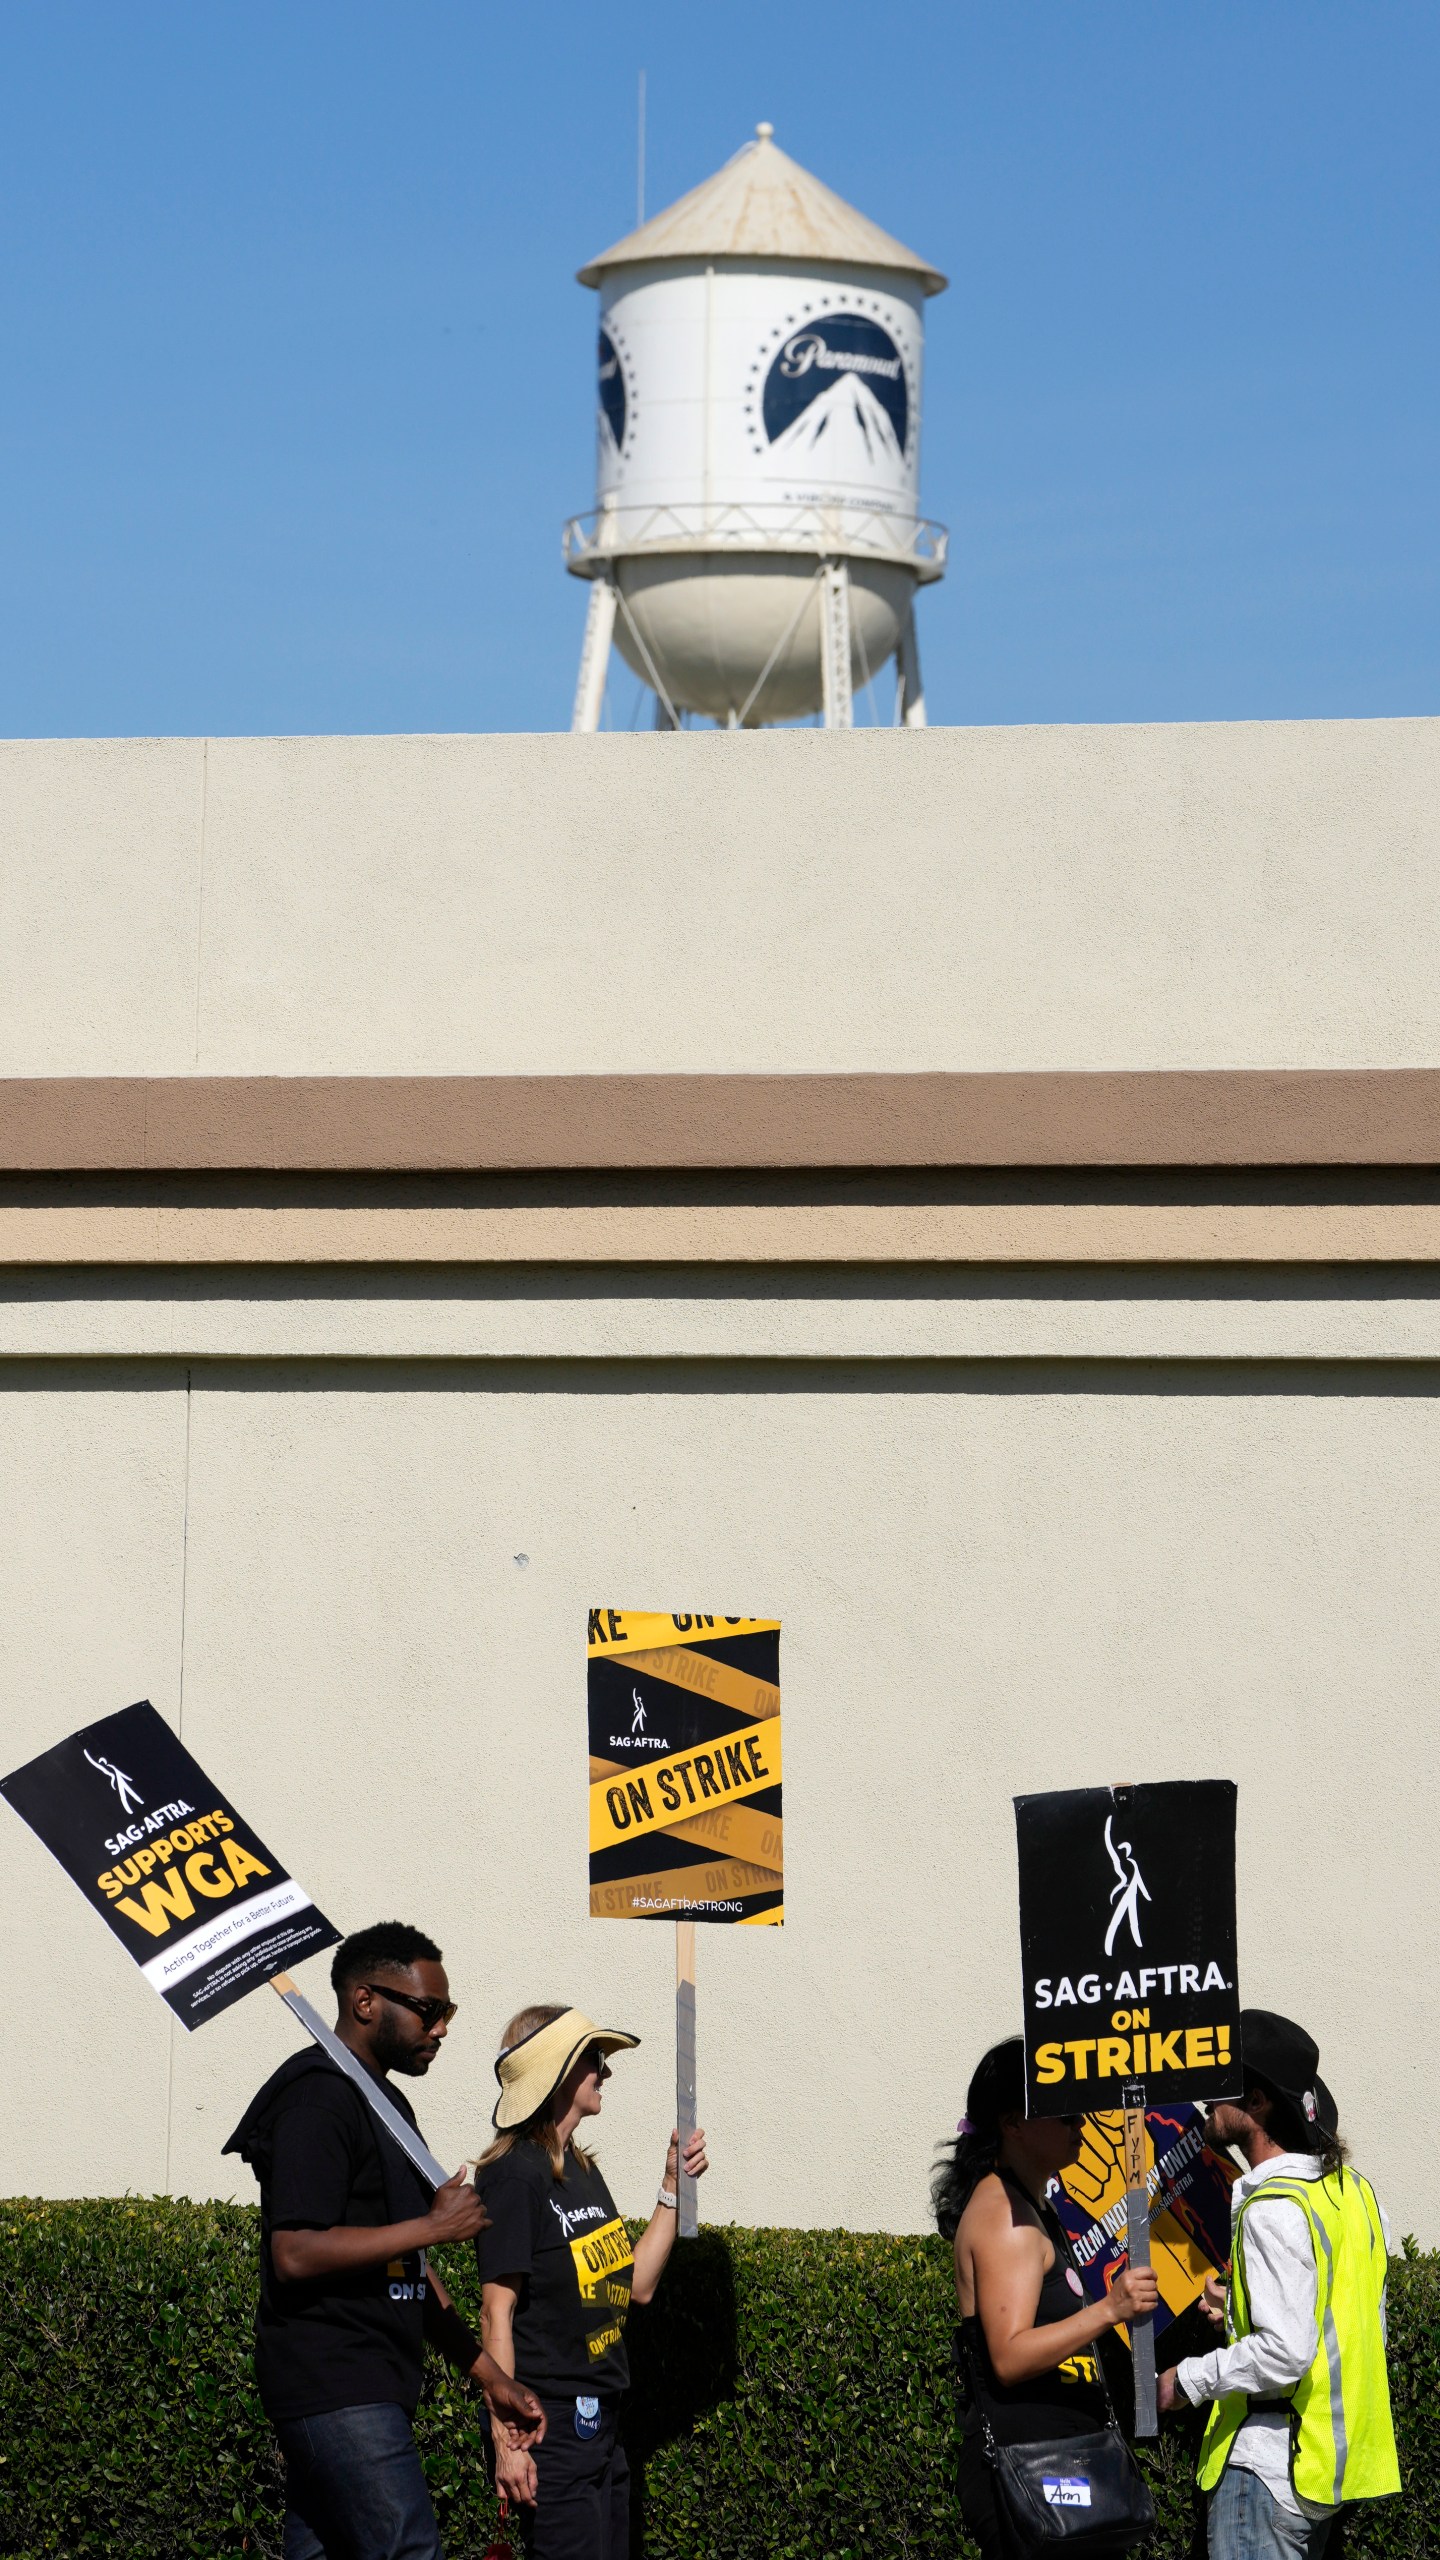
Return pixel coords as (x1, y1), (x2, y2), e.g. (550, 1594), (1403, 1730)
(2, 720), (1439, 1076)
(2, 1354), (1437, 2240)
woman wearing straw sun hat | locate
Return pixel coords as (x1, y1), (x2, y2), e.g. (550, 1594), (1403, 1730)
(474, 2002), (708, 2560)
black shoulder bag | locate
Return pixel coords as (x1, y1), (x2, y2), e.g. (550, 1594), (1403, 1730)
(960, 2195), (1155, 2554)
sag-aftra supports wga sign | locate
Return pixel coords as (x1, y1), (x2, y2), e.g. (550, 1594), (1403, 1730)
(1, 1700), (338, 2027)
(1015, 1779), (1241, 2112)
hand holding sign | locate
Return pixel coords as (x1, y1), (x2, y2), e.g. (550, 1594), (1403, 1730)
(426, 2165), (493, 2248)
(1108, 2263), (1162, 2326)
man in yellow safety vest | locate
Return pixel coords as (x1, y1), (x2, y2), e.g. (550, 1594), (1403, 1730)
(1156, 2009), (1399, 2556)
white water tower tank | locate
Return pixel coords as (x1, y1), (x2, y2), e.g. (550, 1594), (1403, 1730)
(566, 124), (947, 729)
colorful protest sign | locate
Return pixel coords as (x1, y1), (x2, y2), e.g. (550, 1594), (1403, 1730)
(2, 1699), (339, 2028)
(587, 1611), (782, 1923)
(1015, 1780), (1240, 2115)
(1054, 2102), (1237, 2343)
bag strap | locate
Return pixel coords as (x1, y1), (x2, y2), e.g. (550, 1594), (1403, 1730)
(957, 2319), (1001, 2465)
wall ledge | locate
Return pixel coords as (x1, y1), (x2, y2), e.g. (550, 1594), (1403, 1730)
(5, 1070), (1440, 1173)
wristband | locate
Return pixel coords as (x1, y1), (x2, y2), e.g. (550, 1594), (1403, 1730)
(656, 2185), (678, 2207)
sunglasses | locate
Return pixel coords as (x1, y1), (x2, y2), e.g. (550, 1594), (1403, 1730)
(363, 1983), (458, 2033)
(586, 2044), (612, 2081)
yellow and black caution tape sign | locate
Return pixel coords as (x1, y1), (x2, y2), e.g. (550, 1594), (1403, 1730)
(586, 1610), (782, 1925)
(590, 1720), (781, 1853)
(588, 1611), (780, 1659)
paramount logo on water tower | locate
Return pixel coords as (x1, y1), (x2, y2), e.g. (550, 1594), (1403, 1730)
(597, 327), (628, 453)
(760, 312), (910, 465)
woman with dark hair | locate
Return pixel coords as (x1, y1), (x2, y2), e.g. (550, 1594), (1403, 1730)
(933, 2036), (1159, 2558)
(474, 2002), (708, 2560)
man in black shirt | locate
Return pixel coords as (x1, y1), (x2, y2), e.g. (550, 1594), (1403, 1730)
(226, 1921), (545, 2560)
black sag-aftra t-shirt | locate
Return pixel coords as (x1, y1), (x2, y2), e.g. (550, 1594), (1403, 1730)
(475, 2143), (633, 2400)
(223, 2049), (433, 2422)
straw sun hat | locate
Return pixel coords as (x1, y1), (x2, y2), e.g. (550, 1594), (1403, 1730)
(492, 2006), (639, 2131)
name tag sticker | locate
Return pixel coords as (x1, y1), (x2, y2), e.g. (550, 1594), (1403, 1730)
(1042, 2477), (1093, 2508)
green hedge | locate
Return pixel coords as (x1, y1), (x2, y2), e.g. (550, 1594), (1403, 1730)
(1, 2202), (1436, 2560)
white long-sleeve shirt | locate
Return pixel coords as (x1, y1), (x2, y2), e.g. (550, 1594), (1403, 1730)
(1175, 2151), (1391, 2521)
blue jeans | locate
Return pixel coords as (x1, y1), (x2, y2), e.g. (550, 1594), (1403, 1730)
(274, 2402), (443, 2560)
(1208, 2463), (1335, 2560)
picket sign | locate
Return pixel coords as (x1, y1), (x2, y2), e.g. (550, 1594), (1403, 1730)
(675, 1919), (699, 2237)
(2, 1704), (457, 2201)
(586, 1613), (785, 2247)
(269, 1972), (450, 2191)
(1014, 1773), (1241, 2441)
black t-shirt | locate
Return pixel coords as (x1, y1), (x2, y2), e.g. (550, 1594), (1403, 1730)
(223, 2049), (433, 2422)
(959, 2172), (1110, 2445)
(475, 2143), (633, 2401)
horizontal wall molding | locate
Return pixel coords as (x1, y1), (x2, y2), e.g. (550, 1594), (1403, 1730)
(6, 1267), (1440, 1363)
(7, 1190), (1440, 1267)
(5, 1071), (1440, 1173)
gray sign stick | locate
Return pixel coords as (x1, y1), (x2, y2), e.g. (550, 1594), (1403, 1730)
(675, 1919), (698, 2238)
(1122, 2079), (1157, 2436)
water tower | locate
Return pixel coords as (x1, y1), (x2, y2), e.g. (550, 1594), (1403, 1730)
(565, 124), (947, 730)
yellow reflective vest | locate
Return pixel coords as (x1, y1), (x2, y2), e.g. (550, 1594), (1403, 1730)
(1198, 2167), (1400, 2506)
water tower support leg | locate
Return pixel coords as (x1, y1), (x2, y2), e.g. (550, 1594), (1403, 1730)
(572, 579), (618, 733)
(896, 604), (927, 728)
(820, 563), (854, 730)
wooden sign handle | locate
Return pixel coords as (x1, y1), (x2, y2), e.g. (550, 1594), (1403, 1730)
(675, 1919), (698, 2239)
(1122, 2079), (1157, 2437)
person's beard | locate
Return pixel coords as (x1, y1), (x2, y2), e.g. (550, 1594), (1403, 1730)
(372, 2012), (416, 2074)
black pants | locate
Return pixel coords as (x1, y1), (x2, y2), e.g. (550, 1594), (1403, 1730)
(958, 2429), (1011, 2560)
(517, 2397), (629, 2560)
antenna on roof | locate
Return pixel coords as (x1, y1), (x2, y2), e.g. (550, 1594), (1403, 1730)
(636, 70), (646, 227)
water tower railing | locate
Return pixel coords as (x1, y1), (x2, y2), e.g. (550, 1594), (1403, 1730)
(562, 501), (947, 582)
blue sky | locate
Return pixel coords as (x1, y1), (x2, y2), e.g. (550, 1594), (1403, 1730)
(1, 2), (1436, 735)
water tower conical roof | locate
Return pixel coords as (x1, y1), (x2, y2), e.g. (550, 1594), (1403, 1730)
(577, 124), (947, 296)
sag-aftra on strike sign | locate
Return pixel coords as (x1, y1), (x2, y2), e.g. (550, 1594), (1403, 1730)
(1015, 1780), (1241, 2115)
(587, 1611), (783, 1924)
(2, 1700), (338, 2028)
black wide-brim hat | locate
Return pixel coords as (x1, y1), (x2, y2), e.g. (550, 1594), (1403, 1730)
(1238, 2007), (1336, 2140)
